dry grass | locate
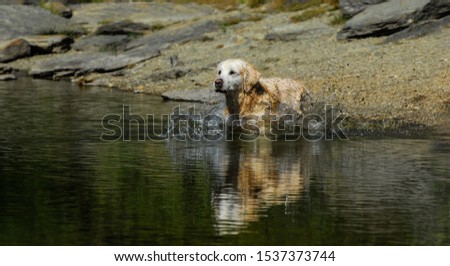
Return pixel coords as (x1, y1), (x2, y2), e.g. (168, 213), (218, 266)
(330, 12), (347, 25)
(222, 15), (264, 27)
(290, 6), (328, 22)
(151, 23), (166, 31)
(68, 0), (340, 10)
(267, 0), (339, 11)
(323, 0), (339, 7)
(246, 0), (266, 8)
(170, 0), (340, 10)
(168, 0), (238, 9)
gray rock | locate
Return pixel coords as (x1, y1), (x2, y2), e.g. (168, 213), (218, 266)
(0, 39), (31, 63)
(29, 45), (160, 79)
(0, 64), (13, 75)
(337, 0), (450, 40)
(69, 2), (216, 34)
(339, 0), (386, 17)
(44, 2), (73, 19)
(60, 8), (73, 19)
(416, 0), (450, 20)
(0, 0), (39, 5)
(0, 35), (73, 63)
(0, 74), (17, 81)
(0, 5), (71, 41)
(95, 20), (150, 36)
(73, 35), (130, 52)
(147, 68), (190, 82)
(265, 21), (335, 41)
(161, 88), (223, 104)
(24, 35), (73, 54)
(384, 15), (450, 43)
(126, 20), (219, 51)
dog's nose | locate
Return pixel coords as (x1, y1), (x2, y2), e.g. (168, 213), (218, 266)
(214, 79), (223, 89)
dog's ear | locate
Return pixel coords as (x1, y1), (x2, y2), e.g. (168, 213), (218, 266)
(242, 63), (261, 93)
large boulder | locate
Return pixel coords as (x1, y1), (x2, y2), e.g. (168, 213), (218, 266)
(29, 45), (160, 79)
(384, 15), (450, 43)
(95, 20), (151, 36)
(337, 0), (450, 39)
(69, 2), (216, 34)
(0, 39), (31, 63)
(24, 35), (74, 54)
(339, 0), (386, 17)
(73, 35), (130, 52)
(0, 35), (73, 63)
(126, 20), (219, 51)
(0, 5), (71, 41)
(415, 0), (450, 20)
(265, 21), (335, 41)
(30, 18), (220, 79)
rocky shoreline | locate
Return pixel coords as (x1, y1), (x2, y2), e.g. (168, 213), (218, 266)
(1, 1), (449, 135)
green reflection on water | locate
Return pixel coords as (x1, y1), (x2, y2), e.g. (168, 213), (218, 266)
(0, 79), (448, 245)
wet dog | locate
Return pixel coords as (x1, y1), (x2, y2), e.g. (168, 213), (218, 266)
(214, 59), (311, 133)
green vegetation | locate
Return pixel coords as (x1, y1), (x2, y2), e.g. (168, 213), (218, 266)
(246, 0), (339, 10)
(330, 12), (348, 25)
(286, 0), (338, 11)
(220, 14), (263, 32)
(246, 0), (265, 8)
(151, 23), (166, 31)
(98, 19), (114, 25)
(39, 26), (87, 38)
(222, 15), (264, 27)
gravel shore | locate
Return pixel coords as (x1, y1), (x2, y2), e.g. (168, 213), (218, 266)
(5, 3), (450, 135)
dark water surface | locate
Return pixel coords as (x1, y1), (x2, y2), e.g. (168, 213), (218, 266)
(0, 79), (449, 245)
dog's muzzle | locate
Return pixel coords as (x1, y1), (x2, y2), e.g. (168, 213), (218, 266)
(214, 79), (225, 93)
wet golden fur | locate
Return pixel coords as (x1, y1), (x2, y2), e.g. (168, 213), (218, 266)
(214, 59), (311, 130)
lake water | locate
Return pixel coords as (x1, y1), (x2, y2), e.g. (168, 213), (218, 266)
(0, 79), (448, 245)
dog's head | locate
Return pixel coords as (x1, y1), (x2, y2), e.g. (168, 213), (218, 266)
(214, 59), (261, 94)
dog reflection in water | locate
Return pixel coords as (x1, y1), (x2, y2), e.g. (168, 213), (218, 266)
(167, 139), (308, 234)
(212, 141), (306, 234)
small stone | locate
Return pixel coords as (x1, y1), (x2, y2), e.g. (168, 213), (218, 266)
(0, 5), (71, 40)
(0, 74), (17, 81)
(0, 63), (12, 74)
(44, 2), (73, 19)
(24, 35), (74, 54)
(29, 45), (161, 79)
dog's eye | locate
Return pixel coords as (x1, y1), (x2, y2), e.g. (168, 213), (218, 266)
(218, 70), (221, 75)
(229, 70), (235, 75)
